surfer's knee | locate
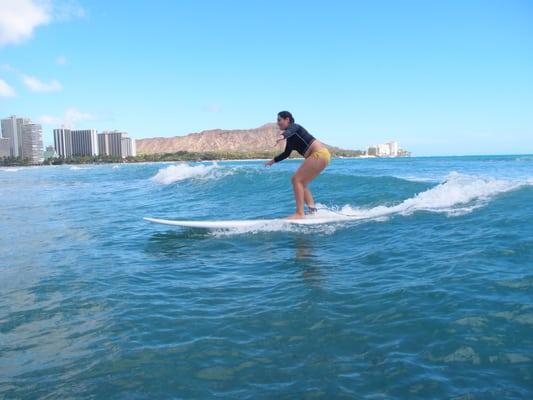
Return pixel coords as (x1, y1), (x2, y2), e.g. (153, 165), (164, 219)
(291, 174), (303, 186)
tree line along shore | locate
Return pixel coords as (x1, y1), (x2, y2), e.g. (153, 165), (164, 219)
(1, 149), (365, 166)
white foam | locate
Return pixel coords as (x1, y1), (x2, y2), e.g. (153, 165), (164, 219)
(212, 172), (529, 235)
(1, 168), (20, 172)
(211, 218), (340, 237)
(151, 162), (234, 185)
(332, 172), (525, 218)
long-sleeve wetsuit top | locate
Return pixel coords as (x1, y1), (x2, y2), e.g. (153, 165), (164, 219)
(273, 123), (316, 163)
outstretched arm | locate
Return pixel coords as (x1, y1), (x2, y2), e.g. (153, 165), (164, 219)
(273, 141), (292, 163)
(265, 140), (291, 166)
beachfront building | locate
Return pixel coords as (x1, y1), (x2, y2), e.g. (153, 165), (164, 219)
(54, 128), (98, 157)
(98, 131), (136, 158)
(366, 141), (410, 157)
(1, 115), (30, 157)
(388, 141), (399, 156)
(97, 132), (110, 156)
(366, 141), (408, 157)
(21, 123), (44, 164)
(367, 146), (377, 156)
(1, 116), (43, 163)
(71, 129), (98, 157)
(108, 131), (125, 157)
(377, 143), (391, 157)
(121, 136), (136, 158)
(54, 128), (73, 158)
(0, 137), (10, 158)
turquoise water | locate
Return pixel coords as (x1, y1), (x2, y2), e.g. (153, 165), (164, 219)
(1, 155), (532, 399)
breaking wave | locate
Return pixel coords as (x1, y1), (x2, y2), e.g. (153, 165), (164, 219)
(151, 162), (235, 185)
(331, 171), (526, 218)
(212, 172), (530, 235)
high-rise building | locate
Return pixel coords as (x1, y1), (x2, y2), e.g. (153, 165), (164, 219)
(98, 131), (135, 158)
(1, 115), (29, 157)
(388, 141), (399, 157)
(98, 132), (110, 156)
(0, 137), (9, 158)
(1, 116), (43, 163)
(108, 131), (125, 157)
(367, 146), (377, 156)
(53, 128), (73, 158)
(377, 143), (391, 156)
(367, 140), (408, 157)
(130, 137), (136, 157)
(71, 129), (98, 157)
(54, 128), (98, 157)
(21, 123), (44, 164)
(121, 136), (136, 158)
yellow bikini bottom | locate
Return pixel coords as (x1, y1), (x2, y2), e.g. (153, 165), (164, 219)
(310, 147), (331, 164)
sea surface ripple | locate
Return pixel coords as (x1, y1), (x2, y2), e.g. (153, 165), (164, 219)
(1, 155), (532, 399)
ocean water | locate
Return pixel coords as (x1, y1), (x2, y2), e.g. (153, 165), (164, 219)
(1, 155), (532, 399)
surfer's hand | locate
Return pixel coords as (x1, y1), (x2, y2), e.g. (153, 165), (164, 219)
(265, 159), (275, 167)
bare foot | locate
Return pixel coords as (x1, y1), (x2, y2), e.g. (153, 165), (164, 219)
(286, 212), (305, 220)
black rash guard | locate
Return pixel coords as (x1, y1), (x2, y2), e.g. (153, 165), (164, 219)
(273, 123), (316, 163)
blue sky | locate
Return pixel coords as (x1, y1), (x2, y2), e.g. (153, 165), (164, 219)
(0, 0), (532, 155)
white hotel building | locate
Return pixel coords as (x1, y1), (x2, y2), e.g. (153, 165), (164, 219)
(1, 115), (44, 164)
(368, 141), (401, 157)
(53, 128), (73, 158)
(54, 128), (136, 159)
(98, 131), (136, 158)
(22, 123), (44, 163)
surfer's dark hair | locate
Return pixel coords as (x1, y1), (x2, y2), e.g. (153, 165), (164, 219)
(277, 111), (294, 123)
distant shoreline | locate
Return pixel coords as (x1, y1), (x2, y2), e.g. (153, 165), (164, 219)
(1, 154), (531, 169)
(0, 149), (371, 167)
(0, 154), (409, 167)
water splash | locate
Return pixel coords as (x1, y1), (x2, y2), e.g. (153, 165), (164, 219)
(150, 162), (234, 185)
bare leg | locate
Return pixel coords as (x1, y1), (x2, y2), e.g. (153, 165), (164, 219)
(287, 156), (327, 219)
(290, 176), (306, 218)
(304, 187), (315, 209)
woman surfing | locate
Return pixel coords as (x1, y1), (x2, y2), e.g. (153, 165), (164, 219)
(265, 111), (331, 220)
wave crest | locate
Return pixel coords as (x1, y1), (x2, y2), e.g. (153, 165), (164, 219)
(151, 162), (233, 185)
(325, 172), (526, 218)
(213, 172), (529, 235)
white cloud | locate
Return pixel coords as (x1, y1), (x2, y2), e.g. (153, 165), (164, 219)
(2, 65), (64, 93)
(0, 79), (16, 97)
(56, 55), (67, 65)
(39, 107), (95, 128)
(0, 0), (85, 47)
(22, 75), (63, 92)
(0, 0), (51, 46)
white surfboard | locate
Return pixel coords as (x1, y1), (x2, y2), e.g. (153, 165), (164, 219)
(143, 215), (348, 229)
